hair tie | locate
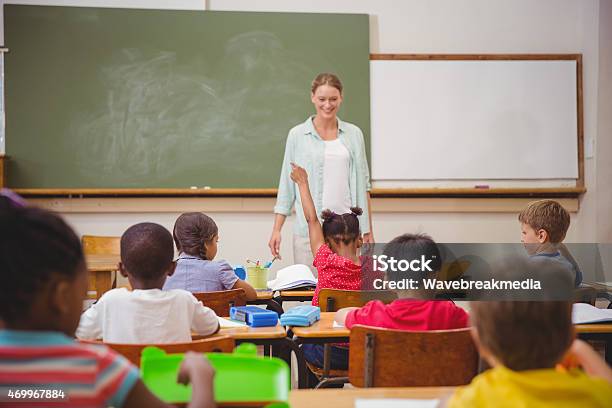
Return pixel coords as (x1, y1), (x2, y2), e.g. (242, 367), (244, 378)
(0, 189), (27, 208)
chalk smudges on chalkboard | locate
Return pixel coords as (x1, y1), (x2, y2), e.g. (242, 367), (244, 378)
(70, 31), (313, 187)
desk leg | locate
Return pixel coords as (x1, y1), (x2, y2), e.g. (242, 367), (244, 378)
(95, 271), (112, 299)
(291, 338), (309, 389)
(268, 338), (304, 389)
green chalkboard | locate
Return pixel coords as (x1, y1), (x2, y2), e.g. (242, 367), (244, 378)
(4, 5), (370, 189)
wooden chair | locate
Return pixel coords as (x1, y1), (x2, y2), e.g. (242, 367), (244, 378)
(82, 235), (121, 255)
(80, 335), (235, 367)
(193, 289), (247, 316)
(347, 325), (478, 387)
(308, 289), (398, 387)
(82, 235), (121, 299)
(318, 288), (398, 312)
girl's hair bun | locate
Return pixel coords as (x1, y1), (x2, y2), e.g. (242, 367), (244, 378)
(321, 209), (336, 222)
(350, 206), (363, 217)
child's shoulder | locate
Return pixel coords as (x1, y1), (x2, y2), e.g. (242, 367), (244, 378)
(207, 259), (233, 270)
(315, 243), (333, 257)
(314, 244), (343, 266)
(97, 287), (131, 301)
(161, 288), (196, 298)
(178, 256), (232, 271)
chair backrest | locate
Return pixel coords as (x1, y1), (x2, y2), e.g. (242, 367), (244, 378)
(80, 335), (235, 367)
(193, 289), (247, 316)
(82, 235), (122, 299)
(573, 285), (597, 305)
(318, 289), (398, 312)
(348, 325), (478, 387)
(81, 235), (121, 255)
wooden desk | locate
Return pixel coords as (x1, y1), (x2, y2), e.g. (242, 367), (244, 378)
(276, 290), (315, 306)
(575, 323), (612, 334)
(85, 254), (119, 299)
(256, 291), (274, 300)
(218, 323), (286, 341)
(279, 290), (315, 298)
(289, 387), (456, 408)
(291, 312), (349, 339)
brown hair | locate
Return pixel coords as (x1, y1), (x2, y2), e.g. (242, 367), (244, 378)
(311, 73), (343, 94)
(321, 207), (362, 246)
(383, 233), (442, 281)
(470, 256), (574, 371)
(471, 301), (573, 371)
(518, 200), (570, 243)
(173, 212), (218, 260)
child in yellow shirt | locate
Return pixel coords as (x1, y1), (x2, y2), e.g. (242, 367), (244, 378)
(449, 257), (612, 408)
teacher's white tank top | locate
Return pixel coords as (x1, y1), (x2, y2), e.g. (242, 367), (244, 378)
(321, 139), (352, 215)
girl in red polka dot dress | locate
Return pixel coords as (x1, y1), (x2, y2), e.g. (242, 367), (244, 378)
(290, 163), (373, 379)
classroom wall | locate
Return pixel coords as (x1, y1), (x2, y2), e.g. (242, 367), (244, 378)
(2, 1), (610, 278)
(597, 0), (612, 244)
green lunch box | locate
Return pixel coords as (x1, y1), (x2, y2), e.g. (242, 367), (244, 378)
(140, 343), (289, 404)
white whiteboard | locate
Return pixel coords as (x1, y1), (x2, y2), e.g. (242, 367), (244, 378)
(370, 60), (578, 180)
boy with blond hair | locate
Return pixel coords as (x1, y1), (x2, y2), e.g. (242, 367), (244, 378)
(518, 199), (582, 286)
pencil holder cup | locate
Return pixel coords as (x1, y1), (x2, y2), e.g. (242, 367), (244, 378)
(247, 266), (269, 289)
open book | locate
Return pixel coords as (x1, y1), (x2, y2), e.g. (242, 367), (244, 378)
(572, 303), (612, 324)
(267, 264), (317, 291)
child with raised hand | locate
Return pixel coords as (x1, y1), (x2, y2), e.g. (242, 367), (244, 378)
(0, 192), (215, 408)
(290, 163), (366, 305)
(448, 256), (612, 408)
(77, 222), (220, 343)
(290, 163), (371, 375)
(163, 212), (257, 301)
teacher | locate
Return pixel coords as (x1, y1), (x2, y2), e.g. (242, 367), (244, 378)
(269, 73), (373, 274)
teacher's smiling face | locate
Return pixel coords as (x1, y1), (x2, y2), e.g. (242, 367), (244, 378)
(311, 84), (343, 120)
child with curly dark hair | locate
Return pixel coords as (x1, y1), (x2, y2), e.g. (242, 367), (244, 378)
(290, 163), (367, 306)
(290, 163), (374, 377)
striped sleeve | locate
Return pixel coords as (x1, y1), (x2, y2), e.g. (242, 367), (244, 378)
(92, 346), (139, 408)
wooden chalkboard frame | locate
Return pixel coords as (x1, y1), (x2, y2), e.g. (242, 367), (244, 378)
(10, 186), (585, 198)
(9, 53), (585, 198)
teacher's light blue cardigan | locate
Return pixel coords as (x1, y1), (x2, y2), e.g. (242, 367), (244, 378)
(273, 116), (371, 238)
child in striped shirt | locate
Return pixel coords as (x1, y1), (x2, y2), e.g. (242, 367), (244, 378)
(0, 191), (215, 408)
